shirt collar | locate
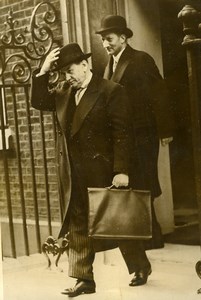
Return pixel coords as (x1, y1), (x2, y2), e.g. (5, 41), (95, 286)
(112, 46), (126, 64)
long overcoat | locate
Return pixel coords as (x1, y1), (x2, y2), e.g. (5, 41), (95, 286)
(104, 45), (174, 198)
(31, 73), (129, 247)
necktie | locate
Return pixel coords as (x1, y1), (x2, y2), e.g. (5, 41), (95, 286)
(75, 87), (87, 105)
(113, 59), (117, 73)
(108, 57), (114, 79)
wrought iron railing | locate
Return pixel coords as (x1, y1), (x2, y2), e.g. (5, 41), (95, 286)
(0, 1), (62, 258)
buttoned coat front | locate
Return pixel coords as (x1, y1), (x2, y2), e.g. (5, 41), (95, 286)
(31, 73), (129, 243)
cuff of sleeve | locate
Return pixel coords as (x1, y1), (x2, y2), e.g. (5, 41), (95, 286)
(33, 68), (49, 78)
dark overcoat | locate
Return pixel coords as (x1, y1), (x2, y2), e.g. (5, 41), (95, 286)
(31, 73), (129, 245)
(104, 45), (174, 197)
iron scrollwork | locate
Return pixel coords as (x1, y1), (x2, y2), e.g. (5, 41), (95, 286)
(0, 1), (60, 84)
(42, 234), (69, 271)
(26, 1), (58, 60)
(0, 2), (64, 263)
(1, 9), (26, 46)
(4, 54), (32, 83)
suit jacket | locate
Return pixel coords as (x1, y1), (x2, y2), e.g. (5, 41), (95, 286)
(104, 45), (174, 197)
(30, 73), (130, 241)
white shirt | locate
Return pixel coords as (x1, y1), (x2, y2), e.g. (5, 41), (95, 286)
(75, 71), (93, 106)
(112, 47), (126, 72)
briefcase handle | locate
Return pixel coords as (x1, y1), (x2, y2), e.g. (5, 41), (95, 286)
(107, 184), (131, 190)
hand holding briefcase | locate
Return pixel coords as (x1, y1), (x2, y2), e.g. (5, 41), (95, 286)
(88, 186), (152, 240)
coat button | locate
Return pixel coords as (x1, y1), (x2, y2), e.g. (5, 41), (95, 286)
(58, 131), (62, 136)
(59, 151), (62, 156)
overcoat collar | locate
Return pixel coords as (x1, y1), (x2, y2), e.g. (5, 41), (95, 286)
(71, 75), (100, 137)
(56, 75), (100, 137)
(104, 45), (134, 83)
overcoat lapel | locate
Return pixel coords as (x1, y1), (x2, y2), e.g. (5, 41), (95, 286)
(111, 58), (130, 83)
(103, 56), (113, 80)
(70, 76), (100, 137)
(104, 45), (134, 83)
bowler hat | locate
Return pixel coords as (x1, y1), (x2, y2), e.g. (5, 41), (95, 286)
(55, 43), (91, 71)
(96, 15), (133, 38)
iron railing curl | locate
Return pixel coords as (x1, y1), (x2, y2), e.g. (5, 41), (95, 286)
(27, 1), (58, 60)
(0, 1), (60, 84)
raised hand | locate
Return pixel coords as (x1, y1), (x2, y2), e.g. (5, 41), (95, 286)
(39, 47), (60, 75)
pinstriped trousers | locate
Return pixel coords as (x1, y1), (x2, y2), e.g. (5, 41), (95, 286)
(67, 182), (150, 280)
(68, 184), (95, 281)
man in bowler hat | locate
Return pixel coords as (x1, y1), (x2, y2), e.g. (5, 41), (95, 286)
(31, 43), (152, 297)
(96, 13), (174, 268)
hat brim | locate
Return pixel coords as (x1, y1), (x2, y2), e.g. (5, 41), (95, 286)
(96, 27), (133, 38)
(54, 53), (92, 71)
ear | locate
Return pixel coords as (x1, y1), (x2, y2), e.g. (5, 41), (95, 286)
(81, 60), (88, 72)
(81, 60), (88, 67)
(120, 34), (127, 43)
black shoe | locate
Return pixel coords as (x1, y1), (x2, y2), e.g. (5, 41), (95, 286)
(61, 279), (96, 297)
(129, 267), (152, 287)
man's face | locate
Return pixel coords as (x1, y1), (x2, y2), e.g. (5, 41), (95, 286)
(61, 60), (87, 89)
(101, 32), (126, 56)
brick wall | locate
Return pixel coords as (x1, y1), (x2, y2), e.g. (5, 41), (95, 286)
(0, 0), (63, 226)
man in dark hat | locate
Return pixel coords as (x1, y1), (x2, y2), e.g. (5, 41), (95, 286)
(31, 42), (151, 297)
(96, 14), (174, 283)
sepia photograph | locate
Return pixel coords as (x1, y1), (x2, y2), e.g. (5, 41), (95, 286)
(1, 0), (201, 299)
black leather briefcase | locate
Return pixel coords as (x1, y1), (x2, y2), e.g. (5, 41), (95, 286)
(88, 187), (152, 239)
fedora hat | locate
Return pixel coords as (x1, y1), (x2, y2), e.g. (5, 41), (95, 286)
(96, 15), (133, 38)
(54, 43), (91, 71)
